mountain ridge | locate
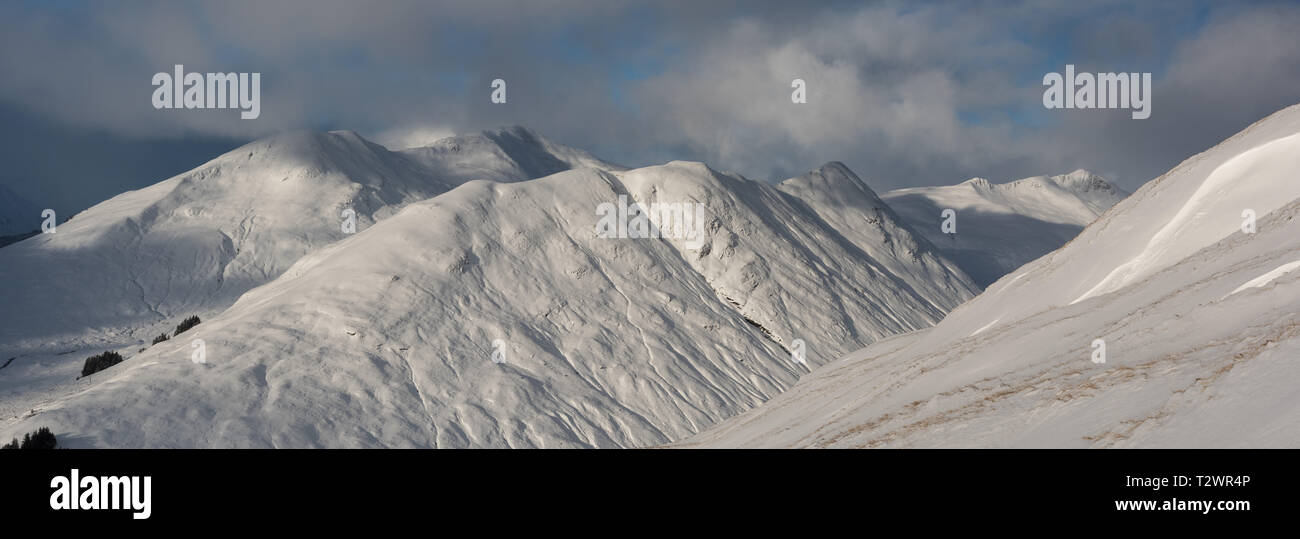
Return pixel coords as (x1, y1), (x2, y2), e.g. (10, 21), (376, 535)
(683, 103), (1300, 448)
(883, 169), (1128, 287)
(1, 123), (1134, 448)
(0, 146), (982, 447)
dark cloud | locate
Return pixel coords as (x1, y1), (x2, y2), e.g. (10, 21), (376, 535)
(0, 103), (241, 219)
(1040, 2), (1300, 187)
(1, 0), (1298, 214)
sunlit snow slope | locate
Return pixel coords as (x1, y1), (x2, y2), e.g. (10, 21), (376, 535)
(685, 103), (1300, 448)
(0, 127), (622, 422)
(0, 157), (976, 447)
(884, 170), (1126, 287)
(0, 127), (615, 366)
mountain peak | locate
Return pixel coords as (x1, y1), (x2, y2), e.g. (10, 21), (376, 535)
(688, 103), (1300, 449)
(223, 129), (388, 167)
(815, 160), (854, 176)
(404, 125), (621, 178)
(1050, 169), (1122, 196)
(5, 147), (980, 448)
(662, 159), (715, 172)
(883, 169), (1128, 287)
(780, 161), (877, 198)
(485, 125), (541, 139)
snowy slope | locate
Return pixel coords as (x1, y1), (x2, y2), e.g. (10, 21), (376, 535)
(777, 163), (978, 308)
(684, 103), (1300, 448)
(0, 160), (977, 447)
(0, 127), (607, 355)
(0, 127), (620, 422)
(883, 170), (1127, 287)
(401, 125), (623, 183)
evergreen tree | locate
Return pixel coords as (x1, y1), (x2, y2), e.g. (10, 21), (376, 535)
(174, 315), (201, 335)
(81, 350), (124, 377)
(1, 427), (57, 449)
(24, 427), (57, 449)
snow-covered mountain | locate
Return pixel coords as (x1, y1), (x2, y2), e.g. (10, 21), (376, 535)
(684, 103), (1300, 448)
(0, 127), (625, 425)
(883, 170), (1127, 287)
(0, 127), (614, 354)
(0, 136), (977, 447)
(402, 125), (621, 181)
(777, 163), (979, 310)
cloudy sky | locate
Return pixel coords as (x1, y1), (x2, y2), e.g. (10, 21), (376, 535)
(3, 0), (1299, 217)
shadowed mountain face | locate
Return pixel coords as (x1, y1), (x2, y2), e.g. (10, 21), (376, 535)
(883, 170), (1128, 288)
(401, 126), (623, 184)
(884, 194), (1091, 287)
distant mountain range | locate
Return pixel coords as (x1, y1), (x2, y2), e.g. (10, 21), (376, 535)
(883, 169), (1127, 288)
(684, 103), (1300, 448)
(1, 124), (1131, 447)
